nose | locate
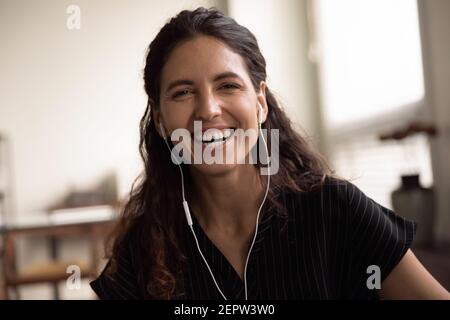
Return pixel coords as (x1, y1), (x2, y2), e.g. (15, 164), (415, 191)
(194, 89), (222, 121)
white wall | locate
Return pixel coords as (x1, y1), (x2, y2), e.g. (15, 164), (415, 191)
(0, 0), (226, 217)
(227, 0), (322, 148)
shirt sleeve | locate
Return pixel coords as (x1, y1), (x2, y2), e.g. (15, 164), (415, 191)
(343, 180), (417, 299)
(89, 235), (142, 300)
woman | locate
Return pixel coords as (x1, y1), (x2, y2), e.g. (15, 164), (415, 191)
(90, 7), (450, 300)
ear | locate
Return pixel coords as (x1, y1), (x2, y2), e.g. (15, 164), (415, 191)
(256, 81), (268, 124)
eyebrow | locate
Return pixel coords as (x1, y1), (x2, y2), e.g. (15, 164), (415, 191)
(164, 71), (244, 93)
(213, 71), (243, 82)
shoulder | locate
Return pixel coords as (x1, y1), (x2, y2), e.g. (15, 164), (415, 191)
(281, 176), (353, 217)
(298, 176), (382, 219)
(282, 176), (410, 234)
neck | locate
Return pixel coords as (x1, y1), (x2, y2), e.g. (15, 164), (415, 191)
(189, 164), (266, 235)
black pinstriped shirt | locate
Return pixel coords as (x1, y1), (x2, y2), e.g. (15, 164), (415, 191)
(90, 179), (416, 299)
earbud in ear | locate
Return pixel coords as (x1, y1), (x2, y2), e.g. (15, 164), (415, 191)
(258, 105), (264, 124)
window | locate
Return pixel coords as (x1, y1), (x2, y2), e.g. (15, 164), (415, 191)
(313, 0), (433, 209)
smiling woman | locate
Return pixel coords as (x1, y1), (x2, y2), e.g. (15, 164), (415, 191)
(89, 7), (450, 300)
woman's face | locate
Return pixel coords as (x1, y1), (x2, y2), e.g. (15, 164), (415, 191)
(154, 35), (267, 176)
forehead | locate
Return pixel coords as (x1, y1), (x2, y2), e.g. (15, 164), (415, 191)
(160, 36), (251, 86)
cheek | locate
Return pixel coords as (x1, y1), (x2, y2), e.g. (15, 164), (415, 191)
(226, 95), (258, 126)
(161, 104), (193, 130)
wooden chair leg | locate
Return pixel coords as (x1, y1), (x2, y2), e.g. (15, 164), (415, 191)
(0, 283), (8, 300)
(7, 285), (20, 300)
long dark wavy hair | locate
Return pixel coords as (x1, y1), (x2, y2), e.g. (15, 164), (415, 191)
(106, 7), (338, 299)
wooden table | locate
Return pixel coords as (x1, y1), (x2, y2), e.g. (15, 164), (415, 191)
(0, 206), (116, 299)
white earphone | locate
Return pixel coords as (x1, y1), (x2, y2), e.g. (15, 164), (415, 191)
(159, 104), (270, 300)
(258, 104), (264, 124)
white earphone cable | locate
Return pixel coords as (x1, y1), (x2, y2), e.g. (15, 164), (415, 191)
(243, 121), (270, 300)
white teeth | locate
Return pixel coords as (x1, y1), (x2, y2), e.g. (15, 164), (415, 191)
(223, 129), (233, 139)
(213, 131), (223, 141)
(203, 130), (223, 142)
(203, 131), (213, 142)
(193, 128), (234, 143)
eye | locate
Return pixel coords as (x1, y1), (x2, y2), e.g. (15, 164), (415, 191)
(219, 83), (241, 90)
(172, 89), (193, 99)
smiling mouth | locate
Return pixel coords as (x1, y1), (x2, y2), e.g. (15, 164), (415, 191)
(193, 128), (235, 144)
